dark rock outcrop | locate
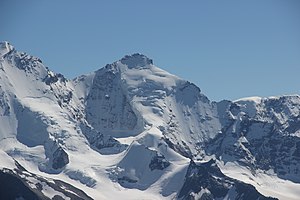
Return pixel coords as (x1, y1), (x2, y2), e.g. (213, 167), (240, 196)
(0, 161), (92, 200)
(178, 160), (277, 200)
(52, 147), (69, 170)
(149, 154), (170, 171)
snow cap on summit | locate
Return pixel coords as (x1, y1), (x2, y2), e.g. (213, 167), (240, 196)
(120, 53), (153, 69)
(0, 41), (14, 57)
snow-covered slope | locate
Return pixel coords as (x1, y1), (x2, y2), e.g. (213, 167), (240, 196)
(73, 53), (222, 158)
(0, 41), (299, 199)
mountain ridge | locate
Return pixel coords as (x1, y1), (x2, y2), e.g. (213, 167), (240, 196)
(0, 41), (299, 199)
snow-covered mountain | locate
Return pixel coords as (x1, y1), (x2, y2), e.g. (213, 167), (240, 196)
(0, 41), (299, 199)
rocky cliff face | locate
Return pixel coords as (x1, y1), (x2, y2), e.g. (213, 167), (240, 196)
(207, 96), (300, 184)
(178, 160), (276, 200)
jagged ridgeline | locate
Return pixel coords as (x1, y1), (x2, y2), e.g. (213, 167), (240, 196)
(0, 41), (299, 199)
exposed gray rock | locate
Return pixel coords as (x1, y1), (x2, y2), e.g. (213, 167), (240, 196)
(52, 147), (69, 170)
(86, 66), (138, 136)
(149, 154), (170, 171)
(43, 72), (67, 85)
(178, 159), (277, 200)
(120, 53), (153, 68)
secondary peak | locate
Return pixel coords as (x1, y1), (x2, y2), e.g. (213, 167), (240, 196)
(0, 41), (14, 57)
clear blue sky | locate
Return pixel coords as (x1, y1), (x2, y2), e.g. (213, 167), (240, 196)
(1, 0), (299, 101)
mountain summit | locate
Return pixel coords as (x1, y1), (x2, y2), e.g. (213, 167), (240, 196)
(0, 42), (299, 200)
(120, 53), (153, 68)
